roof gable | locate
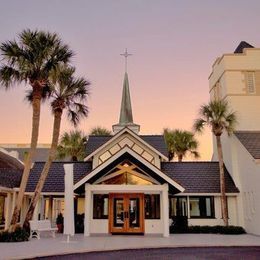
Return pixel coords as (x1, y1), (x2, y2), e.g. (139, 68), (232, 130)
(85, 127), (168, 163)
(75, 146), (184, 193)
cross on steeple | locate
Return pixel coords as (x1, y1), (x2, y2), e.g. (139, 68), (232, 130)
(120, 48), (132, 73)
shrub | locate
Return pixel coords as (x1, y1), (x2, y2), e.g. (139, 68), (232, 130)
(0, 227), (29, 242)
(170, 225), (246, 235)
(170, 216), (188, 233)
(75, 214), (84, 233)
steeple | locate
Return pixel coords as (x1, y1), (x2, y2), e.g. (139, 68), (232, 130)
(119, 72), (133, 124)
(112, 49), (140, 134)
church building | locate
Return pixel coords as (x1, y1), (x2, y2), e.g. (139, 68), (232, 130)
(1, 42), (259, 236)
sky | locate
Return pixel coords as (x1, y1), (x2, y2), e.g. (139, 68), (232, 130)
(1, 0), (260, 160)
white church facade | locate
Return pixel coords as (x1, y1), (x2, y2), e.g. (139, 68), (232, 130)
(0, 42), (259, 236)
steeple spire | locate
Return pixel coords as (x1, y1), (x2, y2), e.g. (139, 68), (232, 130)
(112, 49), (140, 134)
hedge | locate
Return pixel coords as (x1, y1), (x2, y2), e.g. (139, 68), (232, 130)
(0, 227), (29, 242)
(170, 225), (246, 235)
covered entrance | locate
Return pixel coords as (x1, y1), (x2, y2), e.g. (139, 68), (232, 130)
(109, 193), (144, 234)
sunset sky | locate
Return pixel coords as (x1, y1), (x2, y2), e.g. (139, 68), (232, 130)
(1, 0), (260, 160)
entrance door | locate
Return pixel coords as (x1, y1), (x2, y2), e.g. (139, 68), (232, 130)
(109, 193), (144, 234)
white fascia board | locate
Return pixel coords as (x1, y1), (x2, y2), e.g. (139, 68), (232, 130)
(174, 193), (239, 196)
(0, 186), (13, 192)
(84, 127), (168, 162)
(75, 146), (184, 192)
(24, 192), (65, 196)
(87, 184), (167, 192)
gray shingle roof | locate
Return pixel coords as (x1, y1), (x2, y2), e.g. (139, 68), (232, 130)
(25, 161), (238, 194)
(234, 41), (254, 53)
(26, 162), (92, 193)
(161, 162), (239, 193)
(86, 135), (168, 157)
(235, 131), (260, 159)
(0, 168), (22, 188)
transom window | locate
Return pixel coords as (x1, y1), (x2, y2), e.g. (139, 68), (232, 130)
(95, 161), (158, 185)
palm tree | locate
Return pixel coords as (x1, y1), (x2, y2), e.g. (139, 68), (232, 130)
(0, 29), (73, 229)
(163, 129), (199, 161)
(23, 66), (90, 229)
(90, 126), (112, 136)
(57, 130), (88, 161)
(193, 100), (237, 226)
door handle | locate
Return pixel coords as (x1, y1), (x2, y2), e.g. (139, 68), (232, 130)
(124, 211), (129, 218)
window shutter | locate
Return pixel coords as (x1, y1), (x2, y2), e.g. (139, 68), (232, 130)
(247, 72), (255, 94)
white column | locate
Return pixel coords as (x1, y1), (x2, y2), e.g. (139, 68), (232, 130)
(40, 196), (45, 220)
(48, 196), (53, 223)
(4, 193), (12, 230)
(33, 201), (39, 220)
(84, 183), (92, 236)
(162, 183), (169, 237)
(11, 192), (17, 215)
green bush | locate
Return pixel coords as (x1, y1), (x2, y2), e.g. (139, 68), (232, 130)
(0, 227), (29, 242)
(170, 216), (188, 233)
(170, 225), (246, 235)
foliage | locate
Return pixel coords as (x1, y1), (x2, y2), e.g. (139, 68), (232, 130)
(163, 128), (199, 161)
(0, 29), (74, 229)
(57, 130), (88, 161)
(193, 99), (237, 227)
(193, 100), (237, 136)
(0, 29), (73, 91)
(170, 224), (246, 235)
(75, 214), (84, 233)
(169, 216), (188, 233)
(90, 126), (112, 136)
(0, 227), (29, 242)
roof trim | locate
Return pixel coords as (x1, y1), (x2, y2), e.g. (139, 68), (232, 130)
(84, 127), (168, 161)
(76, 146), (184, 192)
(0, 148), (24, 170)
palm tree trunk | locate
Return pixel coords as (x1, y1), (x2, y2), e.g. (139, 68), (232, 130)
(216, 135), (228, 226)
(9, 91), (42, 231)
(23, 110), (63, 230)
(177, 154), (183, 162)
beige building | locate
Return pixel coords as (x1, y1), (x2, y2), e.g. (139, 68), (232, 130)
(209, 41), (260, 235)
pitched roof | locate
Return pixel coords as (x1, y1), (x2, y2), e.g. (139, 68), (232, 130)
(234, 131), (260, 159)
(3, 147), (49, 162)
(86, 135), (168, 157)
(0, 168), (22, 188)
(26, 162), (92, 193)
(161, 162), (239, 193)
(25, 161), (238, 194)
(234, 41), (254, 53)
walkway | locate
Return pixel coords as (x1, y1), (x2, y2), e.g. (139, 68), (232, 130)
(1, 233), (260, 259)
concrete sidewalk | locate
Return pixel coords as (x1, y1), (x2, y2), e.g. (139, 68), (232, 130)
(1, 233), (260, 260)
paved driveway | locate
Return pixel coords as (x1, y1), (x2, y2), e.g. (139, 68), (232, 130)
(38, 247), (260, 260)
(1, 234), (260, 259)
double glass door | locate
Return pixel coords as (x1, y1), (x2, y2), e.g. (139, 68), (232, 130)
(109, 193), (144, 234)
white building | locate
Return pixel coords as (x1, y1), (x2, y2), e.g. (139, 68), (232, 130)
(209, 41), (260, 235)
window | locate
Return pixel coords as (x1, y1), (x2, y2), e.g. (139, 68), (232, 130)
(189, 197), (215, 218)
(145, 194), (160, 219)
(93, 194), (108, 219)
(169, 197), (187, 218)
(247, 72), (255, 94)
